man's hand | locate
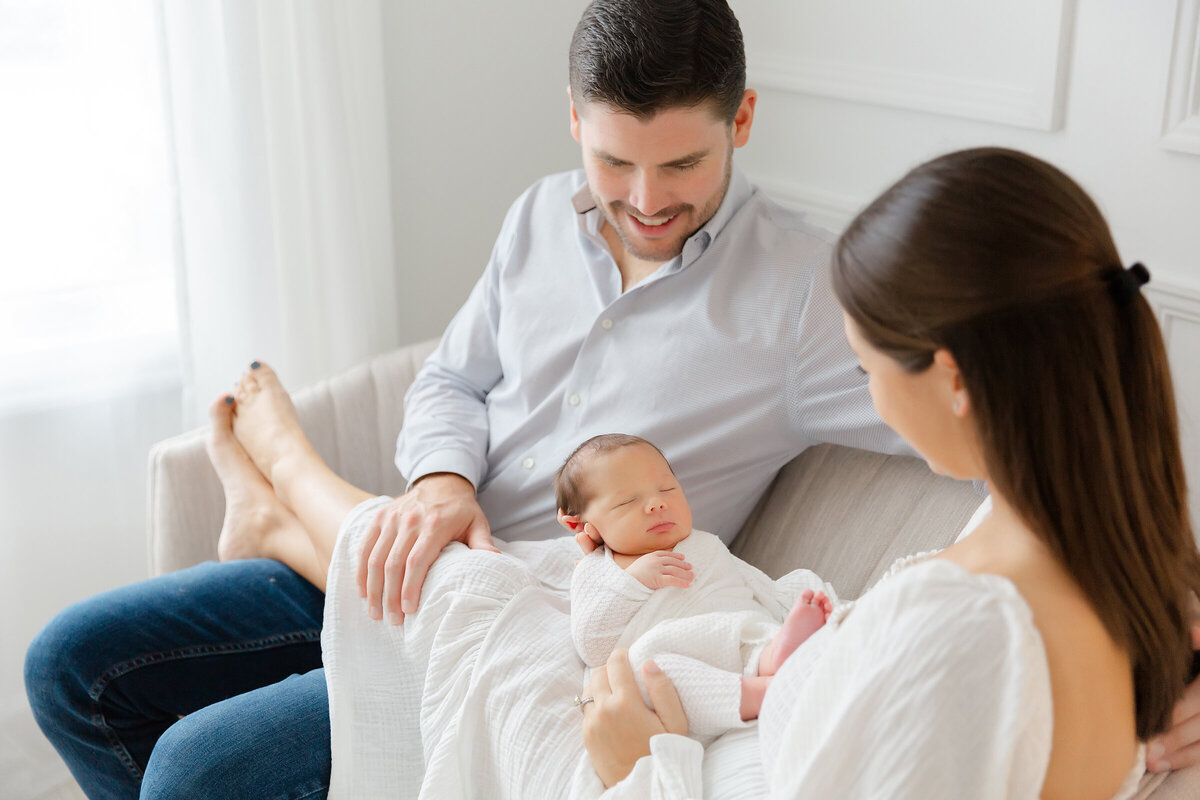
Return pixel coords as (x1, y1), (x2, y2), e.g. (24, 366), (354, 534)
(1147, 620), (1200, 772)
(626, 550), (694, 590)
(582, 650), (688, 788)
(356, 473), (497, 625)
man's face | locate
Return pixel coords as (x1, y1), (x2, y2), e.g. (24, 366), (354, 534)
(570, 92), (756, 264)
(579, 444), (693, 556)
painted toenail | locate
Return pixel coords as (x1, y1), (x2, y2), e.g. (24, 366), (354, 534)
(250, 361), (261, 369)
(224, 395), (234, 404)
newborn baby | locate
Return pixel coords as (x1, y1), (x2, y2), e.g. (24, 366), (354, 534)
(557, 433), (831, 741)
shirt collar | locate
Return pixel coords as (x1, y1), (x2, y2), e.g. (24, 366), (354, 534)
(570, 168), (752, 239)
(570, 167), (754, 271)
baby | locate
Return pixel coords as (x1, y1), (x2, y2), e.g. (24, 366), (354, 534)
(556, 433), (832, 741)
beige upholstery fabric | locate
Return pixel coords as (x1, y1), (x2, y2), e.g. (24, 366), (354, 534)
(731, 443), (983, 600)
(146, 339), (438, 574)
(144, 338), (1198, 796)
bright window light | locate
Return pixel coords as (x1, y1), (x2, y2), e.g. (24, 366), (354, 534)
(0, 0), (180, 414)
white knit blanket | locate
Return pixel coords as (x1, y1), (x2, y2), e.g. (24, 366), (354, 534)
(322, 497), (835, 799)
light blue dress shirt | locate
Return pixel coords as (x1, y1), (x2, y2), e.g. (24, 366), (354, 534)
(396, 168), (908, 543)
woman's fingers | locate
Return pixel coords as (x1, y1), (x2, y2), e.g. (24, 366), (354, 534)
(605, 649), (642, 701)
(642, 660), (688, 736)
(584, 664), (612, 709)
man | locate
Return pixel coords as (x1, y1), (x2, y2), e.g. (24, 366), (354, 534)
(26, 1), (1198, 797)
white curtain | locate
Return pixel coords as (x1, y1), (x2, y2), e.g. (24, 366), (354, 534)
(161, 0), (400, 425)
(2, 2), (399, 797)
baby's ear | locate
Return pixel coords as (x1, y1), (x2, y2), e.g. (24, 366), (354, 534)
(557, 509), (583, 533)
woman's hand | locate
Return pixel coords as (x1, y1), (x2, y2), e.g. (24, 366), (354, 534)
(581, 649), (689, 788)
(1146, 620), (1200, 772)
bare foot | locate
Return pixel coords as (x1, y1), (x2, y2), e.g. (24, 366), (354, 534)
(760, 590), (833, 676)
(207, 392), (309, 562)
(230, 361), (321, 487)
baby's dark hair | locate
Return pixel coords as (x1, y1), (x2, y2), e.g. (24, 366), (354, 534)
(554, 433), (672, 516)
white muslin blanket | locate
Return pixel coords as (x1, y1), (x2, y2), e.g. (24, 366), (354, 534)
(322, 497), (834, 799)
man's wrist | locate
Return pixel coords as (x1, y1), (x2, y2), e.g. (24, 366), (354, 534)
(412, 472), (476, 495)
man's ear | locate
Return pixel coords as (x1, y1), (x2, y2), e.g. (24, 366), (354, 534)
(568, 86), (582, 143)
(731, 89), (757, 148)
(557, 509), (583, 533)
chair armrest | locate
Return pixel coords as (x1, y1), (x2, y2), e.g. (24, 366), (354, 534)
(146, 338), (439, 575)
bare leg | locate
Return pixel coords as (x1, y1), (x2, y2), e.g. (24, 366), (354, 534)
(230, 362), (373, 575)
(740, 675), (771, 721)
(758, 590), (833, 677)
(207, 394), (326, 589)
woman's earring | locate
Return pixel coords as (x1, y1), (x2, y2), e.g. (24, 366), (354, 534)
(952, 400), (962, 413)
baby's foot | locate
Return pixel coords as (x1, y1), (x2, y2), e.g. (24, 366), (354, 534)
(207, 393), (307, 562)
(230, 361), (320, 486)
(762, 590), (833, 675)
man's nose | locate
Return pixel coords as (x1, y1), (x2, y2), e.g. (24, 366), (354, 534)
(629, 171), (668, 217)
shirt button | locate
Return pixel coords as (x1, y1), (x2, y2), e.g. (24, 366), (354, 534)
(568, 394), (581, 406)
(600, 318), (614, 330)
(522, 457), (535, 470)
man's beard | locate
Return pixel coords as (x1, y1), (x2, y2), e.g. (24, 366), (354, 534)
(595, 149), (733, 263)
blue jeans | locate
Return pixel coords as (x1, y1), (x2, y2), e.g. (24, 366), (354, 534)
(24, 559), (330, 799)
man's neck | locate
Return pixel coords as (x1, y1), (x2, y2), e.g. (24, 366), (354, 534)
(600, 222), (665, 293)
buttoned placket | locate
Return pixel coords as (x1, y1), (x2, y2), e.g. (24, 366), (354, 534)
(553, 195), (714, 438)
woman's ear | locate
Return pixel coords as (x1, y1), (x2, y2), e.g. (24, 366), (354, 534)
(933, 348), (970, 417)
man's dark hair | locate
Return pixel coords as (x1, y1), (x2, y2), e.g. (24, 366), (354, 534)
(568, 0), (746, 122)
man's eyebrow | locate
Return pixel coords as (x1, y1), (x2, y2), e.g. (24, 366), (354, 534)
(592, 149), (710, 168)
(659, 150), (708, 168)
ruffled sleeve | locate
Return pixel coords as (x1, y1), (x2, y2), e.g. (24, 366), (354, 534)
(759, 560), (1053, 799)
(596, 734), (705, 800)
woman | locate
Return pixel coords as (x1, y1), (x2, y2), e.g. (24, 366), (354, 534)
(579, 147), (1200, 798)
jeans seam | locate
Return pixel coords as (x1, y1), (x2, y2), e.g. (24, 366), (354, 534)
(86, 628), (323, 783)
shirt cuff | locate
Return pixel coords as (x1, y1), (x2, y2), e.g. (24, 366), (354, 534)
(402, 450), (483, 493)
(614, 734), (703, 798)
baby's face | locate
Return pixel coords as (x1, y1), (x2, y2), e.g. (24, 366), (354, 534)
(579, 444), (693, 556)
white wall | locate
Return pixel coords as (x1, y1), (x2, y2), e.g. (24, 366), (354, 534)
(380, 0), (590, 345)
(730, 0), (1200, 529)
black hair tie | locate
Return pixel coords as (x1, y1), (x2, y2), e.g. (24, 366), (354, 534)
(1111, 262), (1150, 306)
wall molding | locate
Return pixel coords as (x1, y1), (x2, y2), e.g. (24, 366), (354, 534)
(746, 1), (1075, 131)
(1148, 280), (1200, 343)
(752, 176), (861, 233)
(1162, 0), (1200, 155)
(758, 171), (1200, 336)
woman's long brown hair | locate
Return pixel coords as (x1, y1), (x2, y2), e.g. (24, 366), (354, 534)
(831, 147), (1199, 739)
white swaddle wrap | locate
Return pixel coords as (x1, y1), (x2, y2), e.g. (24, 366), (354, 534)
(322, 498), (833, 799)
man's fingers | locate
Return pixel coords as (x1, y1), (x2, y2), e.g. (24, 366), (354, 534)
(356, 511), (385, 598)
(382, 522), (419, 625)
(466, 516), (499, 553)
(642, 661), (688, 736)
(365, 516), (400, 621)
(401, 535), (442, 616)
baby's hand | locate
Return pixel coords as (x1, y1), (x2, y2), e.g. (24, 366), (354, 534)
(628, 551), (694, 590)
